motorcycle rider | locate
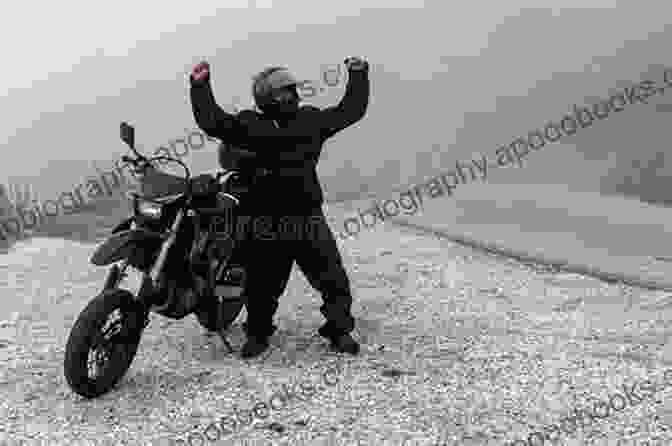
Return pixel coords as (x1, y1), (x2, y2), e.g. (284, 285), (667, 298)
(189, 56), (370, 358)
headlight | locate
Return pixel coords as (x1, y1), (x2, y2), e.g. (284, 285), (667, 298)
(136, 199), (163, 219)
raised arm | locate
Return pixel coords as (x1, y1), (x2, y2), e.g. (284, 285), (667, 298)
(189, 61), (244, 142)
(317, 57), (370, 140)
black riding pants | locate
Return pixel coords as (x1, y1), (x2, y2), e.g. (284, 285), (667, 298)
(234, 207), (355, 338)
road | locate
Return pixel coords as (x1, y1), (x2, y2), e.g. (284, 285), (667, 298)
(1, 203), (672, 445)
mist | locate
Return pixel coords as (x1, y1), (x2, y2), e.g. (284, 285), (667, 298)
(2, 1), (672, 206)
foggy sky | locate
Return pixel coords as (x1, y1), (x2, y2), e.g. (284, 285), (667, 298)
(2, 1), (671, 204)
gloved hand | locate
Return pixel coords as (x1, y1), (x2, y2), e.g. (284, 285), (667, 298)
(190, 61), (211, 84)
(344, 57), (369, 72)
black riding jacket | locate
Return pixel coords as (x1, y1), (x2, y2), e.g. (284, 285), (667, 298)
(189, 68), (369, 214)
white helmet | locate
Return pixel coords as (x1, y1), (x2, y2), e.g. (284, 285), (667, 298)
(252, 67), (301, 108)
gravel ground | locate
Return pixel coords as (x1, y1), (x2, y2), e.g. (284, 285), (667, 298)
(2, 202), (672, 445)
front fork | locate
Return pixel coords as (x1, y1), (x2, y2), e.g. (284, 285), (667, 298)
(100, 259), (149, 341)
(112, 210), (185, 338)
(137, 209), (185, 303)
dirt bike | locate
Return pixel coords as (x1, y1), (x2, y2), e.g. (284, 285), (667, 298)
(64, 122), (254, 399)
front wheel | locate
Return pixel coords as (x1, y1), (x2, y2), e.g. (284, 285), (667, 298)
(64, 289), (146, 398)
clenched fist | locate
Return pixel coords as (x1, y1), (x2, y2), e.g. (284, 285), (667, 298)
(344, 57), (369, 72)
(190, 61), (211, 84)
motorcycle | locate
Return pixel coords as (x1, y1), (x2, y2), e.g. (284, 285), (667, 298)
(64, 122), (253, 399)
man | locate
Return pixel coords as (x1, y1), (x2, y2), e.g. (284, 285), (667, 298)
(189, 56), (370, 358)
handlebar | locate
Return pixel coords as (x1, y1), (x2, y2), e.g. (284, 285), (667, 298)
(120, 146), (193, 197)
(119, 122), (248, 202)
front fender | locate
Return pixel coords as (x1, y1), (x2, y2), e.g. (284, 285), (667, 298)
(90, 228), (164, 266)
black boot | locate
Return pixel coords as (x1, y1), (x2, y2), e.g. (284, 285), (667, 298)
(241, 335), (271, 359)
(319, 327), (360, 355)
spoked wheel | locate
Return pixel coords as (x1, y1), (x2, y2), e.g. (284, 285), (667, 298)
(64, 289), (147, 399)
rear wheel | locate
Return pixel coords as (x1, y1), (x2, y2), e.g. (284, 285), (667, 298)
(64, 289), (146, 398)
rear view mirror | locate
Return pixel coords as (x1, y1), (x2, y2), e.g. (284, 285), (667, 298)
(120, 122), (135, 149)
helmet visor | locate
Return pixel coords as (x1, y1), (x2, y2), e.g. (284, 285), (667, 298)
(255, 69), (301, 98)
(264, 69), (299, 90)
(270, 87), (297, 104)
